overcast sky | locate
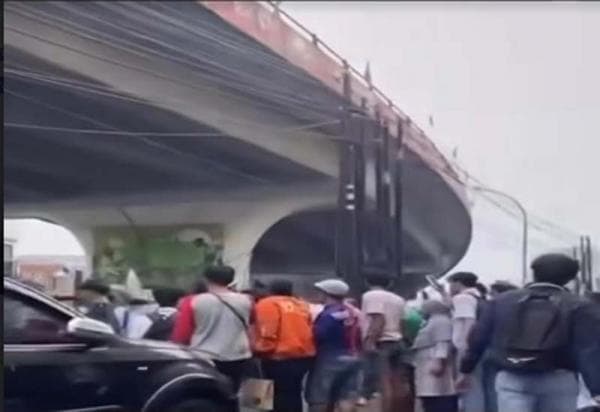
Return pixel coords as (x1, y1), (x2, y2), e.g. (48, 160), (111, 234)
(4, 2), (600, 285)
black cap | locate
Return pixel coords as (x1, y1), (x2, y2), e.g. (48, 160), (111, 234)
(531, 254), (579, 286)
(447, 272), (479, 287)
(269, 279), (294, 296)
(490, 281), (519, 294)
(78, 279), (110, 296)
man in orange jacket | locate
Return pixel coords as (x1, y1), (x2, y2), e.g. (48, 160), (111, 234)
(253, 279), (316, 412)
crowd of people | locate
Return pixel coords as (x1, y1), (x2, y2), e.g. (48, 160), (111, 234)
(73, 253), (600, 412)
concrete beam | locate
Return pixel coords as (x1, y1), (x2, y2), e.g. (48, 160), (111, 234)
(3, 181), (337, 216)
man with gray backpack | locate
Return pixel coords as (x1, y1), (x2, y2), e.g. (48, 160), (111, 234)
(459, 254), (600, 412)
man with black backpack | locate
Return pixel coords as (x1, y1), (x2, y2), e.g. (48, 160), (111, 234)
(459, 254), (600, 412)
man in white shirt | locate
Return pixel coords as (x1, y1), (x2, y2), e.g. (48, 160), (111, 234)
(447, 273), (480, 354)
(361, 270), (412, 412)
(447, 272), (484, 412)
(114, 300), (155, 339)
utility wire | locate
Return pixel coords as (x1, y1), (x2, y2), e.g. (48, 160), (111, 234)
(116, 1), (317, 81)
(448, 156), (581, 243)
(4, 24), (336, 125)
(4, 88), (277, 185)
(472, 191), (576, 246)
(466, 174), (579, 242)
(6, 3), (340, 121)
(421, 129), (580, 243)
(4, 120), (342, 139)
(5, 68), (344, 139)
(422, 125), (581, 242)
(8, 1), (310, 89)
(5, 68), (155, 106)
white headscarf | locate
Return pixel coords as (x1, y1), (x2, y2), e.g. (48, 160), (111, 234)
(412, 300), (452, 350)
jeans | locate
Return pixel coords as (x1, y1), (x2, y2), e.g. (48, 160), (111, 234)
(496, 369), (579, 412)
(461, 362), (485, 412)
(262, 357), (313, 412)
(421, 395), (459, 412)
(482, 360), (499, 412)
(306, 355), (361, 406)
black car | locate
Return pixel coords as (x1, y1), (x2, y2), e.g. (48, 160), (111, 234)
(3, 277), (238, 412)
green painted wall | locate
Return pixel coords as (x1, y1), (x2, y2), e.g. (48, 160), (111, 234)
(93, 225), (223, 289)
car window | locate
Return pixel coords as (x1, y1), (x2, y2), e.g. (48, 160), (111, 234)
(3, 291), (74, 345)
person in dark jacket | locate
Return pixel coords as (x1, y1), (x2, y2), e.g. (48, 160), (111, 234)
(578, 292), (600, 412)
(143, 287), (186, 341)
(75, 279), (121, 334)
(481, 280), (520, 412)
(489, 281), (519, 298)
(459, 254), (600, 412)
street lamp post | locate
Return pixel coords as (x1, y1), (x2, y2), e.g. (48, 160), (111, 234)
(471, 186), (529, 285)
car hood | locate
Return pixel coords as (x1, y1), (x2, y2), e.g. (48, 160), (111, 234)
(117, 338), (215, 365)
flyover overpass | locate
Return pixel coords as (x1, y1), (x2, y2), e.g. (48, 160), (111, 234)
(4, 1), (472, 296)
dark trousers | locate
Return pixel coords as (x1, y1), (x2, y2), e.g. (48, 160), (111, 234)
(362, 347), (416, 400)
(361, 351), (379, 398)
(421, 395), (459, 412)
(262, 357), (313, 412)
(214, 359), (249, 392)
(377, 341), (415, 412)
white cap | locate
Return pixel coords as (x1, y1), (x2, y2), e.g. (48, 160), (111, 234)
(314, 279), (350, 297)
(125, 269), (155, 303)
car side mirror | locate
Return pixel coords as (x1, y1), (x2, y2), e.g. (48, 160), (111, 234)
(67, 317), (115, 344)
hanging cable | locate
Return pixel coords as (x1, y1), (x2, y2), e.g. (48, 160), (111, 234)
(5, 68), (344, 140)
(4, 23), (337, 124)
(455, 164), (581, 243)
(4, 68), (155, 106)
(4, 88), (282, 185)
(5, 3), (341, 121)
(4, 120), (342, 139)
(423, 136), (581, 243)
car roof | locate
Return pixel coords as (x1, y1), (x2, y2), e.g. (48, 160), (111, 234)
(4, 276), (83, 318)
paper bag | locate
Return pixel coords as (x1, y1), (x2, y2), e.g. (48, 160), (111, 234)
(239, 378), (274, 411)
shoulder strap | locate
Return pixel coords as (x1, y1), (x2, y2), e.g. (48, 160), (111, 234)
(211, 292), (248, 329)
(468, 292), (488, 320)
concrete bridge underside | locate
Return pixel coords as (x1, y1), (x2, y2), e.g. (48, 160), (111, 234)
(3, 1), (472, 295)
